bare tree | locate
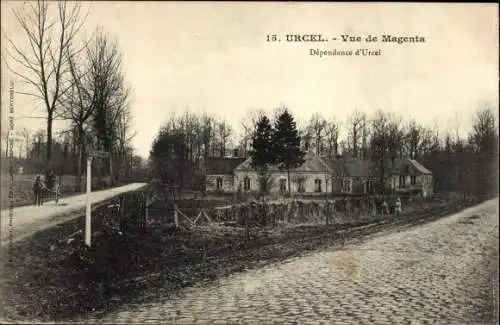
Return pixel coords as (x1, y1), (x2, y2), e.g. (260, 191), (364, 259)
(201, 113), (214, 159)
(470, 104), (497, 156)
(469, 104), (498, 194)
(360, 113), (369, 159)
(216, 119), (232, 157)
(308, 113), (327, 155)
(370, 111), (391, 194)
(59, 44), (93, 190)
(18, 127), (32, 158)
(114, 104), (136, 181)
(150, 126), (192, 201)
(386, 114), (404, 165)
(81, 28), (131, 184)
(299, 126), (313, 152)
(58, 27), (131, 188)
(87, 28), (130, 152)
(348, 111), (364, 158)
(404, 119), (423, 159)
(4, 1), (86, 165)
(240, 108), (265, 156)
(324, 119), (340, 157)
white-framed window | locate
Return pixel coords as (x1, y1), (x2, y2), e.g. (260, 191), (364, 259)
(216, 177), (223, 190)
(399, 175), (406, 188)
(244, 176), (251, 191)
(314, 179), (322, 192)
(366, 179), (373, 193)
(297, 178), (306, 192)
(342, 177), (352, 193)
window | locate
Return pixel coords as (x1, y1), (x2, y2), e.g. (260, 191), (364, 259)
(398, 175), (406, 188)
(244, 176), (251, 191)
(411, 175), (416, 185)
(314, 179), (322, 192)
(342, 178), (352, 193)
(366, 179), (373, 193)
(216, 177), (223, 190)
(279, 178), (287, 193)
(297, 178), (306, 192)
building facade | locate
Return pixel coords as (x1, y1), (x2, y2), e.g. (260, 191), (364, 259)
(204, 151), (434, 198)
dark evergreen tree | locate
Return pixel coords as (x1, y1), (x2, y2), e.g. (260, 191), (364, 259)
(250, 115), (276, 169)
(250, 115), (276, 193)
(273, 109), (305, 196)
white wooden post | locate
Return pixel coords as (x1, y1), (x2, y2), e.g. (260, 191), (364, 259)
(173, 203), (179, 228)
(109, 152), (113, 186)
(85, 156), (92, 247)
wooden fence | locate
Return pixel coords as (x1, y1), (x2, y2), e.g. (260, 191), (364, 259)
(104, 190), (148, 233)
(104, 192), (424, 234)
(203, 195), (421, 227)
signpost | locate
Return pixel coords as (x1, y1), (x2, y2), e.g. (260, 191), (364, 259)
(86, 156), (92, 247)
(85, 150), (111, 247)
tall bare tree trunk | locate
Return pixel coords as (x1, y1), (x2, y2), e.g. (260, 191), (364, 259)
(76, 126), (85, 191)
(46, 111), (53, 167)
(287, 168), (291, 197)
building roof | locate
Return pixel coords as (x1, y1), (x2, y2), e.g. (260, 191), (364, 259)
(322, 156), (376, 178)
(323, 156), (432, 177)
(205, 157), (247, 175)
(409, 159), (432, 175)
(389, 158), (433, 175)
(205, 152), (432, 177)
(234, 151), (332, 173)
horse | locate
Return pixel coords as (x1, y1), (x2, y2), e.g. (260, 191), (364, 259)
(33, 175), (47, 206)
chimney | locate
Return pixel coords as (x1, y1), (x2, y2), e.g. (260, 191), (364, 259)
(233, 148), (239, 157)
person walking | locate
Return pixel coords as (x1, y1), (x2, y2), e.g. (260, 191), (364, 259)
(382, 200), (389, 215)
(395, 197), (402, 214)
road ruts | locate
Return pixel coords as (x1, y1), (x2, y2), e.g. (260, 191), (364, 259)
(85, 199), (498, 325)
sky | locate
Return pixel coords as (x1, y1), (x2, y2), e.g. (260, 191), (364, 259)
(1, 2), (498, 158)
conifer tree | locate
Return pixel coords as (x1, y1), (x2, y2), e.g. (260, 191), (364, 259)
(250, 115), (276, 193)
(273, 109), (305, 196)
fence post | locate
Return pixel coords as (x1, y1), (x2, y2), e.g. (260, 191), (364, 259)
(119, 194), (125, 231)
(246, 204), (251, 241)
(325, 200), (330, 225)
(145, 193), (149, 229)
(173, 202), (179, 228)
(85, 157), (92, 247)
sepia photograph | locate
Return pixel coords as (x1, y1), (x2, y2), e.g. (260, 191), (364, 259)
(0, 2), (498, 324)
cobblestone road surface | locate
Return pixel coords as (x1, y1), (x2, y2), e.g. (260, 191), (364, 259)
(85, 199), (498, 325)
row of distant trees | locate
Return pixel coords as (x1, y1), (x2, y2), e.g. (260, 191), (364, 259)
(245, 104), (498, 197)
(150, 103), (498, 199)
(149, 111), (235, 200)
(2, 128), (144, 181)
(3, 1), (137, 190)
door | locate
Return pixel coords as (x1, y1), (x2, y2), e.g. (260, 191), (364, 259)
(279, 178), (287, 194)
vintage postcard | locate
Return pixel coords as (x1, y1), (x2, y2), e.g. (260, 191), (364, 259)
(0, 2), (498, 324)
